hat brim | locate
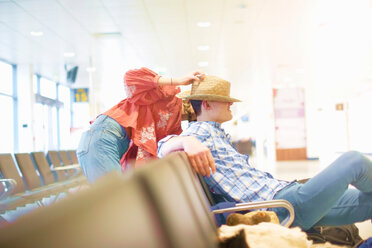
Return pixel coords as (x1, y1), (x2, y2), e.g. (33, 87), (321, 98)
(177, 91), (241, 102)
(177, 90), (191, 99)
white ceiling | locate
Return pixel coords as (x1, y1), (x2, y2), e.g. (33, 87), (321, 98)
(1, 0), (372, 115)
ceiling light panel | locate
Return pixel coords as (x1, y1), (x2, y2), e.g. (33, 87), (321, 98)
(197, 22), (211, 27)
(197, 45), (210, 51)
(198, 61), (209, 67)
(30, 31), (43, 36)
(63, 52), (75, 57)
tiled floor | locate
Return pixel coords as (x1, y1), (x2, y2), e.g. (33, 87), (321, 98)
(266, 157), (372, 239)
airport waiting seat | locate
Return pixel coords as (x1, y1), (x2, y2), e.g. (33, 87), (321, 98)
(0, 152), (295, 247)
(0, 154), (29, 213)
(32, 152), (83, 184)
(0, 153), (217, 248)
(0, 171), (170, 248)
(31, 151), (87, 190)
(135, 152), (294, 248)
(58, 150), (81, 177)
(67, 150), (79, 164)
(165, 153), (219, 243)
(0, 182), (8, 199)
(14, 153), (43, 191)
(15, 153), (78, 193)
(135, 153), (219, 248)
(31, 152), (56, 185)
(46, 151), (68, 181)
(191, 157), (294, 227)
(0, 154), (26, 195)
(18, 152), (87, 194)
(0, 153), (88, 214)
(58, 150), (73, 166)
(166, 152), (294, 225)
(0, 153), (53, 213)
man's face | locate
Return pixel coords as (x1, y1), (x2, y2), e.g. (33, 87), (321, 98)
(208, 101), (233, 124)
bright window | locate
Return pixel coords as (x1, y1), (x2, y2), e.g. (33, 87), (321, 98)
(0, 61), (14, 153)
(33, 76), (60, 151)
(33, 75), (38, 94)
(0, 62), (12, 95)
(40, 77), (56, 99)
(0, 95), (14, 153)
(59, 85), (72, 149)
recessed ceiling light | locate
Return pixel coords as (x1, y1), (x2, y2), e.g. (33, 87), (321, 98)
(64, 52), (75, 57)
(86, 67), (96, 72)
(283, 77), (292, 83)
(296, 68), (305, 74)
(92, 32), (122, 38)
(197, 45), (210, 51)
(198, 61), (209, 67)
(197, 22), (211, 27)
(30, 31), (43, 36)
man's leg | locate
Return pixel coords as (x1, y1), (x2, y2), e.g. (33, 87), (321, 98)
(313, 188), (372, 226)
(274, 151), (372, 230)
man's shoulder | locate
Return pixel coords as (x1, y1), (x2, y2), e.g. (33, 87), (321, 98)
(183, 121), (218, 135)
(187, 121), (215, 130)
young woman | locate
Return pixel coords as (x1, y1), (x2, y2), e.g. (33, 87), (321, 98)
(77, 67), (204, 182)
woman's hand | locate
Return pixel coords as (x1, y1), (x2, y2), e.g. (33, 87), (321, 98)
(174, 71), (205, 86)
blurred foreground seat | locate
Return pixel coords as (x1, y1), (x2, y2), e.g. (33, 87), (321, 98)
(0, 171), (169, 248)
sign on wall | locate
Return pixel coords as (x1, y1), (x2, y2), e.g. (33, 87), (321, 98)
(73, 88), (89, 102)
(273, 87), (307, 160)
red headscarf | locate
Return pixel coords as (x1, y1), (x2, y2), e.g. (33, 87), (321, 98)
(103, 67), (182, 170)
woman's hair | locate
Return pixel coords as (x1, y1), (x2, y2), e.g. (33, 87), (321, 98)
(190, 100), (203, 116)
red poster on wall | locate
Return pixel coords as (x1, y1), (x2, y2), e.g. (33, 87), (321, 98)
(273, 88), (307, 160)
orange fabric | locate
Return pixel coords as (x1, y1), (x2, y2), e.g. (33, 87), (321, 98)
(102, 67), (182, 170)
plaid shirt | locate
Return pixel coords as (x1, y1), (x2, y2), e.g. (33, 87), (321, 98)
(158, 121), (291, 203)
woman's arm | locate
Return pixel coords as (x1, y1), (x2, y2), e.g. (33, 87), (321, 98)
(157, 71), (205, 86)
(124, 68), (204, 103)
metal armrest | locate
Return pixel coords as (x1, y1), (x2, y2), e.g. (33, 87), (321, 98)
(211, 199), (295, 227)
(0, 178), (17, 199)
(51, 164), (81, 171)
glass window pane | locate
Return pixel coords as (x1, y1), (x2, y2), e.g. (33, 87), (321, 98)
(72, 103), (90, 129)
(58, 85), (71, 106)
(40, 78), (56, 99)
(0, 61), (13, 95)
(33, 75), (38, 94)
(50, 107), (58, 150)
(59, 85), (72, 149)
(33, 103), (46, 151)
(0, 95), (14, 152)
(70, 102), (90, 149)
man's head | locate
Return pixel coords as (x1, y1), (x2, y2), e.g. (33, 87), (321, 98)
(178, 75), (241, 124)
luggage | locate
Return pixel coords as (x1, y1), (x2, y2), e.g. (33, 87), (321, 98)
(306, 224), (363, 247)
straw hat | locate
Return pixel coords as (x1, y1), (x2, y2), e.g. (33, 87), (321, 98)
(177, 75), (241, 102)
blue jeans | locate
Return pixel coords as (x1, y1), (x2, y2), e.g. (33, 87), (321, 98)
(77, 115), (130, 183)
(273, 151), (372, 230)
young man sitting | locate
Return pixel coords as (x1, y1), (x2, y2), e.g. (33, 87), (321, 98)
(157, 75), (372, 231)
